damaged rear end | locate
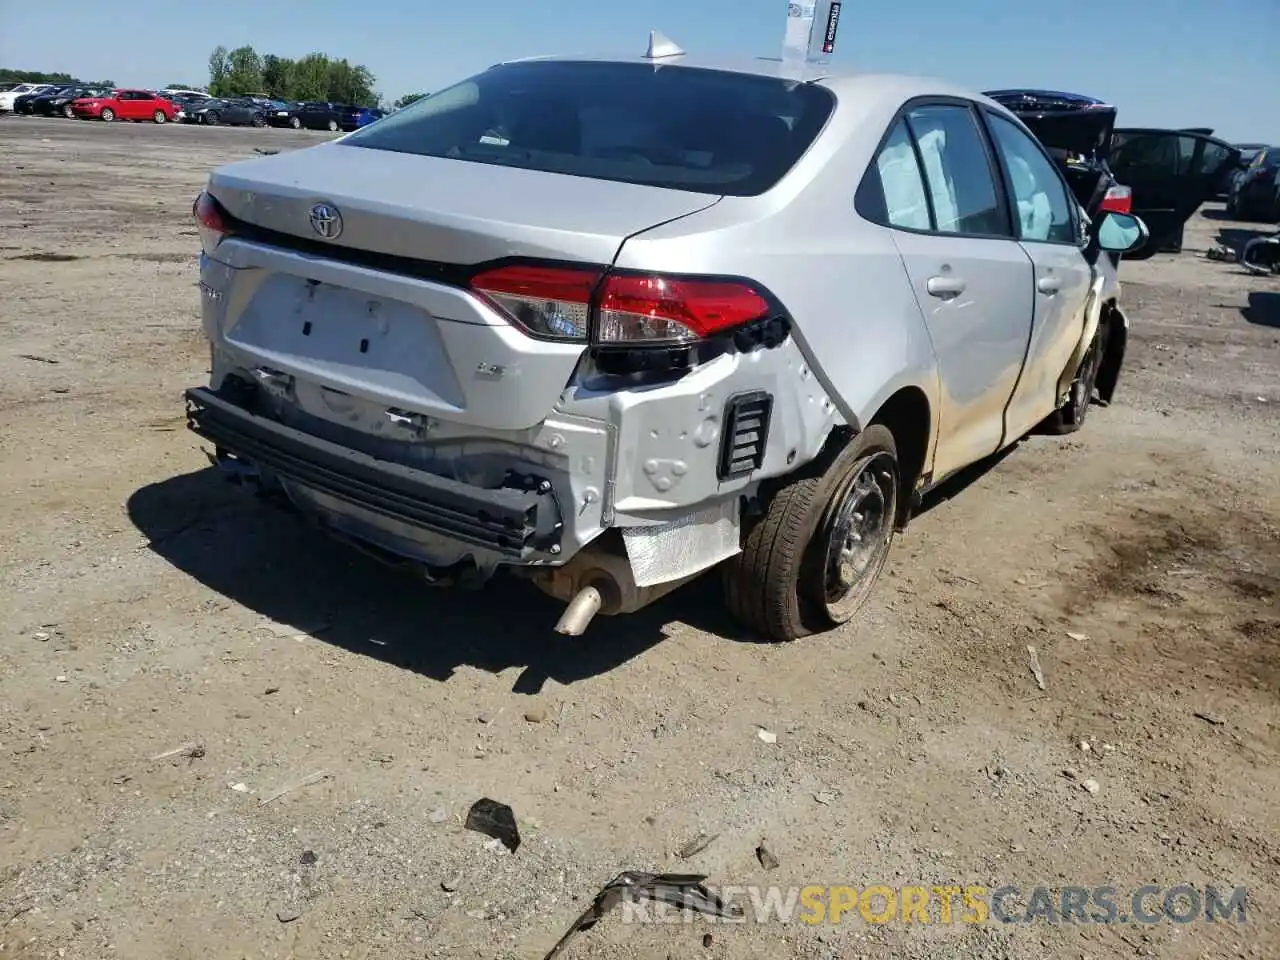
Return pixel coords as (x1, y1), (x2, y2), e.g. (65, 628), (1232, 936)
(185, 56), (835, 632)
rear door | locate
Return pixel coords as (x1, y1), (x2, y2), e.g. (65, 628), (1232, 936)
(1110, 129), (1240, 252)
(981, 108), (1094, 438)
(869, 102), (1037, 480)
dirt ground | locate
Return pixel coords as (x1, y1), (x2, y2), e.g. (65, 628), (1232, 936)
(0, 116), (1277, 960)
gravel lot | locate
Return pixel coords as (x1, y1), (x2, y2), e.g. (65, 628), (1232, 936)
(1, 116), (1277, 960)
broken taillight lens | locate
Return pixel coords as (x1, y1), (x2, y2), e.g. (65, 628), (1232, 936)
(469, 264), (599, 341)
(596, 274), (771, 346)
(1099, 184), (1132, 215)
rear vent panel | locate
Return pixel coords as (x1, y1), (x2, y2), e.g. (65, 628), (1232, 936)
(718, 391), (773, 481)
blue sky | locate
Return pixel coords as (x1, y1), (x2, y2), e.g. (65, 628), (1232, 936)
(6, 0), (1279, 143)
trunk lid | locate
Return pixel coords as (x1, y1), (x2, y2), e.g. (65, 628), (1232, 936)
(985, 89), (1117, 162)
(203, 144), (720, 432)
(206, 141), (721, 267)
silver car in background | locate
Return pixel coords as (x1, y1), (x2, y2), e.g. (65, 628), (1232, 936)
(184, 44), (1148, 641)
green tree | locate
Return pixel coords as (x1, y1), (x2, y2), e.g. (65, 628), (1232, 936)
(207, 46), (229, 95)
(224, 45), (264, 95)
(163, 82), (206, 92)
(260, 55), (292, 99)
(289, 52), (331, 101)
(394, 92), (428, 109)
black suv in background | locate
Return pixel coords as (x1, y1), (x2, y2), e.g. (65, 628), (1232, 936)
(987, 88), (1240, 258)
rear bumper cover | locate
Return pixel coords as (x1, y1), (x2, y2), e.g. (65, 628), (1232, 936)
(184, 387), (563, 560)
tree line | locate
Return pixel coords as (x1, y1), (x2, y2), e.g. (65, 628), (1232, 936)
(207, 46), (379, 106)
(1, 68), (113, 87)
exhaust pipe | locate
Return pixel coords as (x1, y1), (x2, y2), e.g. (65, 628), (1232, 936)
(554, 584), (603, 636)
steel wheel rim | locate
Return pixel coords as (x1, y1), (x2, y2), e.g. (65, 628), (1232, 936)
(818, 452), (897, 620)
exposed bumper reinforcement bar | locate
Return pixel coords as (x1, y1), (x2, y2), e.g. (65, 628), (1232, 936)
(184, 387), (560, 559)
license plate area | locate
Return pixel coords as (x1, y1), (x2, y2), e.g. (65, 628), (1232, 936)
(225, 276), (465, 410)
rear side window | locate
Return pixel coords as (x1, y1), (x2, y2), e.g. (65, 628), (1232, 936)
(341, 60), (836, 196)
(904, 104), (1007, 236)
(875, 119), (931, 230)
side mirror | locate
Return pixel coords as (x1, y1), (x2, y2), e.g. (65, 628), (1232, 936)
(1096, 211), (1149, 254)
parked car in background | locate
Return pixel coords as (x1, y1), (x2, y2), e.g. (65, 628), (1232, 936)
(266, 100), (303, 128)
(0, 83), (56, 112)
(988, 89), (1238, 258)
(162, 88), (211, 100)
(1217, 142), (1265, 199)
(28, 85), (110, 117)
(71, 89), (178, 123)
(186, 53), (1148, 642)
(13, 84), (70, 113)
(162, 91), (211, 122)
(1108, 128), (1239, 253)
(1227, 145), (1280, 220)
(187, 97), (270, 126)
(353, 106), (386, 128)
(294, 100), (362, 131)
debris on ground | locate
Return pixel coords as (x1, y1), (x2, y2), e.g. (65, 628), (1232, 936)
(464, 798), (521, 853)
(276, 909), (300, 923)
(1027, 646), (1047, 690)
(1066, 631), (1090, 642)
(676, 831), (718, 859)
(814, 791), (837, 805)
(299, 850), (317, 865)
(1205, 244), (1235, 262)
(541, 871), (744, 959)
(229, 782), (248, 792)
(428, 807), (448, 824)
(523, 704), (547, 723)
(1081, 778), (1101, 795)
(19, 353), (59, 364)
(149, 742), (205, 762)
(756, 727), (777, 744)
(258, 770), (329, 805)
(756, 840), (780, 870)
(1193, 710), (1226, 726)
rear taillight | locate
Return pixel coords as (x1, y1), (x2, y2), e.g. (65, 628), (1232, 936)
(596, 275), (771, 346)
(193, 190), (234, 248)
(469, 264), (599, 341)
(1099, 184), (1132, 214)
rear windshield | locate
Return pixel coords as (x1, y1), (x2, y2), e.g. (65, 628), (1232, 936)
(342, 60), (836, 196)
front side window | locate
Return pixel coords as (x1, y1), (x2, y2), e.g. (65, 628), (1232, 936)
(986, 113), (1075, 243)
(904, 104), (1008, 236)
(342, 60), (836, 197)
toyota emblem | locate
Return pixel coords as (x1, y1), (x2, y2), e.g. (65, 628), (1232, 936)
(309, 202), (343, 240)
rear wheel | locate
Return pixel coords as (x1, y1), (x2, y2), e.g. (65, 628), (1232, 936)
(62, 104), (74, 119)
(100, 107), (115, 122)
(327, 119), (338, 132)
(722, 426), (899, 642)
(153, 110), (166, 124)
(289, 116), (301, 129)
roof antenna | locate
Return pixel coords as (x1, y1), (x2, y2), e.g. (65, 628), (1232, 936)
(644, 30), (685, 59)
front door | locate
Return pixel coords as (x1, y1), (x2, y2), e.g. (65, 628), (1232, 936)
(1110, 129), (1240, 254)
(880, 102), (1038, 480)
(982, 108), (1095, 438)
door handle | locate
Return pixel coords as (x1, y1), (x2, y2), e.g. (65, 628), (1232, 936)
(1037, 275), (1061, 295)
(926, 275), (966, 298)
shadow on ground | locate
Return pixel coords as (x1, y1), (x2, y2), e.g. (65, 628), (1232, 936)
(127, 467), (743, 692)
(1215, 225), (1276, 252)
(1242, 291), (1280, 329)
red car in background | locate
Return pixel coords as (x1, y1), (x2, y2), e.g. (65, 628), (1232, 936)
(71, 89), (177, 123)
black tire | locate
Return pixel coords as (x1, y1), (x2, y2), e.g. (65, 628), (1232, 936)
(1041, 316), (1107, 435)
(62, 104), (74, 119)
(723, 425), (900, 642)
